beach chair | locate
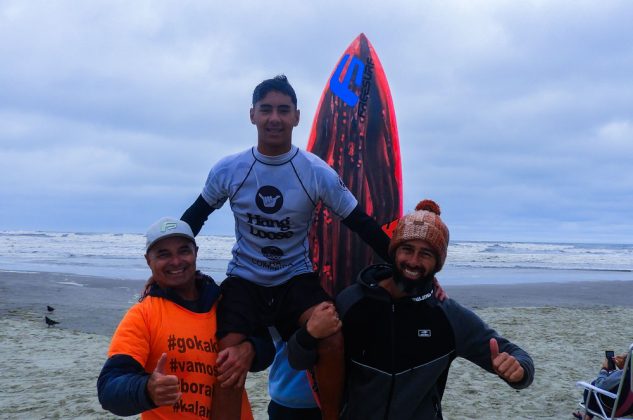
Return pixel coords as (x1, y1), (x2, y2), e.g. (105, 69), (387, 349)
(576, 343), (633, 419)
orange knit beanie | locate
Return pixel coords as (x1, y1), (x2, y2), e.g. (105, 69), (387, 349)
(388, 199), (450, 272)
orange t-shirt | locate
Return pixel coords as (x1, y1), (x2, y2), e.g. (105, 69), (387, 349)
(108, 296), (253, 419)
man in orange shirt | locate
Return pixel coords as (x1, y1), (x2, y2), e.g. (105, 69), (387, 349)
(97, 217), (273, 419)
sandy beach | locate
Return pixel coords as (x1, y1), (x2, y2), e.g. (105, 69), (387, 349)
(1, 270), (632, 419)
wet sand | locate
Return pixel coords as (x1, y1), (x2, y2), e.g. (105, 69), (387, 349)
(1, 270), (632, 419)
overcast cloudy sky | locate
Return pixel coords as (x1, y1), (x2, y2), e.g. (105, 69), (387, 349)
(1, 1), (632, 243)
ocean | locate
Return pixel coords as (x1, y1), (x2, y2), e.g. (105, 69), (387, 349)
(0, 231), (631, 286)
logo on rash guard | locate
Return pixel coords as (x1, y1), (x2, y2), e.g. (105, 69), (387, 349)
(247, 213), (294, 240)
(256, 186), (283, 214)
(262, 246), (284, 260)
(418, 329), (431, 338)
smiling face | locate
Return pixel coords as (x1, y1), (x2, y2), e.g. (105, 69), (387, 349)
(250, 90), (300, 156)
(395, 239), (437, 280)
(145, 236), (198, 300)
(390, 239), (437, 296)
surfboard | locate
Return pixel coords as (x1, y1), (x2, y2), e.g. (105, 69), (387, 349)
(307, 33), (403, 297)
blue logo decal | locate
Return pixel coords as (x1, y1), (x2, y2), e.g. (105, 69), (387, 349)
(329, 54), (365, 107)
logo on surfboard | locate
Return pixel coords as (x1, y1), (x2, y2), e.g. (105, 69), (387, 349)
(330, 54), (365, 106)
(329, 54), (375, 122)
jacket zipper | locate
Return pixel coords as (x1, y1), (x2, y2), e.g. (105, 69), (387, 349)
(384, 302), (396, 419)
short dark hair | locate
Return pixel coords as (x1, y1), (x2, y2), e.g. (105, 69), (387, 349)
(252, 75), (297, 107)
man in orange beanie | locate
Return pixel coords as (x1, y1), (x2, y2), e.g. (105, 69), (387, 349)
(288, 200), (535, 419)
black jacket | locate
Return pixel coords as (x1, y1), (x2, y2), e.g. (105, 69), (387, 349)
(289, 264), (534, 419)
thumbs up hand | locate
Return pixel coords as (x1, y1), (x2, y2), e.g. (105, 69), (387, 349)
(147, 353), (181, 406)
(489, 338), (525, 383)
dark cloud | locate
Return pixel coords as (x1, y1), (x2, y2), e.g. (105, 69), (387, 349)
(1, 0), (632, 242)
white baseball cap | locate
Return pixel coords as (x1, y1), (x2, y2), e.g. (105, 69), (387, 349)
(145, 217), (195, 252)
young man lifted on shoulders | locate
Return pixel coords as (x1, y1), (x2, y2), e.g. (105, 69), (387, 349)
(181, 75), (398, 419)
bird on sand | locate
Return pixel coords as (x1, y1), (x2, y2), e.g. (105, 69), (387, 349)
(45, 316), (60, 327)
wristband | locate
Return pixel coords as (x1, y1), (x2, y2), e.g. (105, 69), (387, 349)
(296, 325), (319, 350)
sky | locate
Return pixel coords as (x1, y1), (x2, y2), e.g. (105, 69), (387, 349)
(1, 0), (632, 243)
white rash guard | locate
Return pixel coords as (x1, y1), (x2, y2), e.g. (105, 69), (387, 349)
(201, 146), (357, 286)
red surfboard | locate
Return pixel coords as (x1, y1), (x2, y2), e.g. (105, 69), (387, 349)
(307, 33), (403, 297)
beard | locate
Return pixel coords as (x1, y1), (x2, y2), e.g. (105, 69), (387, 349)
(392, 265), (435, 296)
